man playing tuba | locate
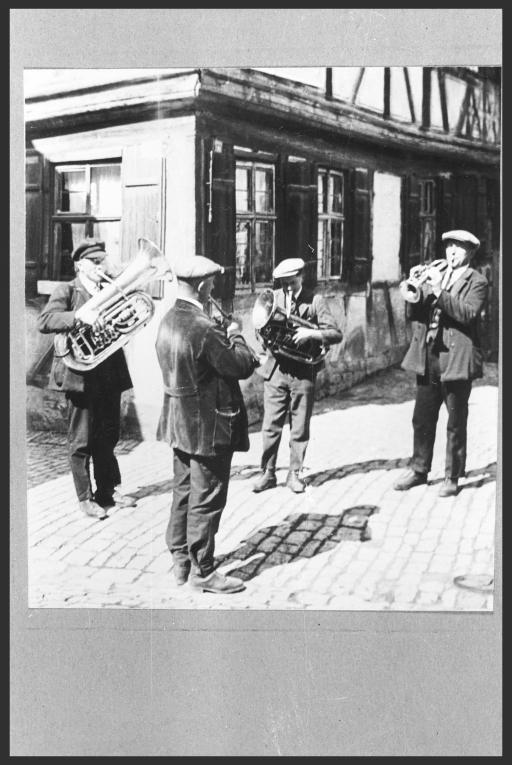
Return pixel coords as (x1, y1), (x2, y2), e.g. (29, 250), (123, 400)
(37, 238), (137, 519)
(253, 258), (343, 494)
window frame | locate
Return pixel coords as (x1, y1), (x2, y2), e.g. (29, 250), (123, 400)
(316, 167), (346, 281)
(50, 158), (122, 281)
(235, 159), (276, 291)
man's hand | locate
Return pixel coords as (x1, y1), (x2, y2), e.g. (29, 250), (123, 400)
(425, 266), (443, 297)
(75, 305), (104, 332)
(226, 320), (242, 338)
(293, 327), (321, 345)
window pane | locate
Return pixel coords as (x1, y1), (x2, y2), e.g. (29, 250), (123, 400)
(254, 168), (274, 213)
(53, 222), (87, 279)
(254, 220), (274, 283)
(235, 220), (251, 285)
(330, 219), (342, 276)
(330, 173), (344, 214)
(91, 164), (121, 216)
(318, 172), (327, 213)
(56, 168), (87, 213)
(236, 166), (250, 212)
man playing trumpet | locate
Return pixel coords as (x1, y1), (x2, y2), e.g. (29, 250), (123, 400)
(253, 258), (343, 494)
(394, 230), (488, 497)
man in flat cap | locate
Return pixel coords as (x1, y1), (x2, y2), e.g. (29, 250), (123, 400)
(394, 229), (488, 497)
(253, 257), (343, 494)
(156, 255), (259, 593)
(38, 237), (136, 519)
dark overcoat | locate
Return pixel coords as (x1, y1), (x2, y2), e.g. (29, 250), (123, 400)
(401, 267), (488, 381)
(259, 287), (343, 380)
(37, 278), (133, 394)
(155, 299), (258, 456)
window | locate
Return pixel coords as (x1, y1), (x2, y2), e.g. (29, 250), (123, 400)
(51, 161), (122, 280)
(419, 178), (436, 262)
(235, 161), (275, 289)
(317, 169), (345, 279)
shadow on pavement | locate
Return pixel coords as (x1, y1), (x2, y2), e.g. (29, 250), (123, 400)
(214, 505), (378, 582)
(230, 457), (411, 485)
(428, 462), (497, 491)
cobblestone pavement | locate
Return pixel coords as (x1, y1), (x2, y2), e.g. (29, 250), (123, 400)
(26, 365), (499, 611)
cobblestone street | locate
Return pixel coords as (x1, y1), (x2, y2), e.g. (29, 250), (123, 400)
(26, 365), (499, 611)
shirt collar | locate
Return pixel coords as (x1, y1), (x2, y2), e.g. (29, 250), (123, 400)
(177, 295), (204, 311)
(449, 264), (469, 285)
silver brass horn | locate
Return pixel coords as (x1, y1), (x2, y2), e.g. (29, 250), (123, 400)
(252, 288), (326, 366)
(54, 237), (173, 372)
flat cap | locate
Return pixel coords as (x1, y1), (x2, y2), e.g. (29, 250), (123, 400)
(72, 238), (106, 262)
(173, 255), (224, 280)
(273, 258), (305, 279)
(442, 230), (480, 249)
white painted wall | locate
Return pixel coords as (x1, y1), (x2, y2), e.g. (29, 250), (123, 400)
(371, 172), (402, 282)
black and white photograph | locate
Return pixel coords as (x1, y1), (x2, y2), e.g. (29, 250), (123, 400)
(12, 8), (502, 757)
(24, 63), (500, 611)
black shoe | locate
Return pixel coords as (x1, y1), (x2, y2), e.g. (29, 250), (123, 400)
(173, 560), (191, 586)
(393, 470), (427, 491)
(438, 478), (458, 497)
(189, 570), (246, 594)
(286, 470), (306, 493)
(94, 493), (116, 509)
(252, 470), (277, 493)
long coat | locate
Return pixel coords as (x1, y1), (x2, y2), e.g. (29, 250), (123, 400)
(155, 299), (258, 456)
(401, 267), (488, 381)
(259, 287), (343, 381)
(37, 278), (133, 394)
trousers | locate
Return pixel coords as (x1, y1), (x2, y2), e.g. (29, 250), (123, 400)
(66, 388), (122, 503)
(410, 344), (472, 479)
(260, 368), (315, 472)
(167, 448), (233, 577)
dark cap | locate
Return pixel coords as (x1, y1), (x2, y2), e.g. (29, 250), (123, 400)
(72, 238), (106, 262)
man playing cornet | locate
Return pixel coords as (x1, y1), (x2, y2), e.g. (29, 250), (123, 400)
(38, 238), (136, 519)
(394, 230), (488, 497)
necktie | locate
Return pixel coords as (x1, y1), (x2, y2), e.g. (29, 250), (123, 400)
(426, 266), (453, 343)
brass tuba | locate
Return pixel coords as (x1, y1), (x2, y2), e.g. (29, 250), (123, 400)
(54, 237), (173, 372)
(252, 288), (326, 366)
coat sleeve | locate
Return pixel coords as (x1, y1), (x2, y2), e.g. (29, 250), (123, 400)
(311, 295), (343, 345)
(202, 325), (259, 380)
(37, 283), (77, 334)
(436, 276), (488, 325)
(406, 286), (437, 322)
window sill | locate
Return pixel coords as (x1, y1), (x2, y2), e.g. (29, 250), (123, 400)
(37, 280), (65, 295)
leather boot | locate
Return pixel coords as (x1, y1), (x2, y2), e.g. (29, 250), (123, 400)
(79, 499), (108, 519)
(393, 470), (427, 491)
(438, 478), (458, 497)
(286, 470), (306, 493)
(189, 570), (246, 594)
(252, 469), (277, 493)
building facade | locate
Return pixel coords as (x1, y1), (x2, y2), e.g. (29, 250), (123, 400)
(25, 67), (501, 438)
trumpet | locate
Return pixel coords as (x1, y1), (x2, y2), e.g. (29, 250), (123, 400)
(402, 259), (449, 300)
(207, 296), (262, 366)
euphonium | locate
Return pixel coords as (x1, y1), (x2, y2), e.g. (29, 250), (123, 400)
(252, 288), (326, 366)
(54, 237), (173, 372)
(402, 259), (449, 299)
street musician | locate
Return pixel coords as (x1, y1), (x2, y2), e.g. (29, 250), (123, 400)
(252, 258), (343, 494)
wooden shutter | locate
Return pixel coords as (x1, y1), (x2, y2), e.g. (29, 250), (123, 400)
(282, 158), (316, 286)
(437, 174), (456, 250)
(400, 174), (421, 274)
(25, 149), (45, 296)
(350, 167), (373, 285)
(121, 143), (165, 298)
(205, 140), (235, 300)
(455, 174), (478, 233)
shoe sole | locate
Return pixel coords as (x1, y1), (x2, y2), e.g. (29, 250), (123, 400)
(252, 484), (277, 493)
(189, 583), (245, 594)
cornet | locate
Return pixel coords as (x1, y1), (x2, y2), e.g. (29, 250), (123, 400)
(401, 259), (449, 300)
